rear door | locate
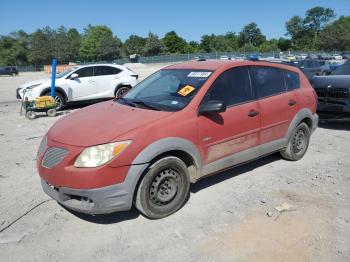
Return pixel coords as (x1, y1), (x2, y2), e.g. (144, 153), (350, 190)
(197, 66), (260, 168)
(93, 66), (122, 98)
(67, 66), (96, 101)
(250, 66), (299, 145)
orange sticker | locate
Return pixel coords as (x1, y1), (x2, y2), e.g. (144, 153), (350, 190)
(178, 85), (195, 96)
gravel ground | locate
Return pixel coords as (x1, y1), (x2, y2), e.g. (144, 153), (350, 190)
(0, 66), (349, 262)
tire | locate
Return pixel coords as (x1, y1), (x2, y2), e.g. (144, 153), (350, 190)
(134, 156), (190, 219)
(47, 108), (57, 117)
(44, 92), (65, 111)
(115, 86), (130, 99)
(25, 111), (36, 120)
(281, 122), (310, 161)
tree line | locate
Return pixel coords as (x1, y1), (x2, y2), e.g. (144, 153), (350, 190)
(1, 6), (349, 66)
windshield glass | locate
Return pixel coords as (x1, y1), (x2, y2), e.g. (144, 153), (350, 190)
(331, 61), (350, 75)
(56, 67), (78, 78)
(120, 69), (213, 111)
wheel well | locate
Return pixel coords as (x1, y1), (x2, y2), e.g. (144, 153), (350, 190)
(300, 117), (312, 130)
(148, 150), (198, 182)
(41, 87), (67, 101)
(114, 85), (131, 95)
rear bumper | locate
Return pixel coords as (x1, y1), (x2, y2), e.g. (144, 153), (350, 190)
(41, 163), (148, 215)
(317, 102), (350, 115)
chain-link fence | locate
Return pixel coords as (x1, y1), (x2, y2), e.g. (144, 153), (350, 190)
(3, 51), (348, 72)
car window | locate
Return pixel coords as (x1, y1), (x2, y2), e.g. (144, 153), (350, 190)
(75, 67), (93, 78)
(204, 67), (254, 107)
(284, 70), (300, 91)
(94, 66), (121, 76)
(122, 69), (212, 111)
(251, 66), (286, 98)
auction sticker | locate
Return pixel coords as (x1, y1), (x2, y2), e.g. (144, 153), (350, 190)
(188, 72), (212, 78)
(178, 85), (195, 96)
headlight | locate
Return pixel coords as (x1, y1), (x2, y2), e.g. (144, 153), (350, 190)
(74, 140), (132, 168)
(26, 83), (42, 90)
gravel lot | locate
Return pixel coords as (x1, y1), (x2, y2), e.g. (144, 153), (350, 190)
(0, 65), (349, 262)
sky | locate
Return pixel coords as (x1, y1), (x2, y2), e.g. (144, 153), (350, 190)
(1, 0), (350, 41)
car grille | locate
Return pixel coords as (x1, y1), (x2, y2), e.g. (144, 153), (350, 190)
(42, 147), (69, 169)
(315, 88), (350, 99)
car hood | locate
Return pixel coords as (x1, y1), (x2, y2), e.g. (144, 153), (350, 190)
(49, 101), (172, 147)
(19, 78), (51, 89)
(312, 75), (350, 89)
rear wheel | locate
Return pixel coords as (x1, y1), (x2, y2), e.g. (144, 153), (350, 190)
(115, 86), (130, 99)
(281, 122), (310, 161)
(44, 92), (65, 110)
(134, 157), (190, 219)
(47, 108), (57, 117)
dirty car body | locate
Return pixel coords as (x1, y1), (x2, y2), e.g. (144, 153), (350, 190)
(37, 60), (318, 218)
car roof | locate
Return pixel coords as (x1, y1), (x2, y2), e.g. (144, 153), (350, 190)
(164, 59), (300, 72)
(77, 63), (124, 69)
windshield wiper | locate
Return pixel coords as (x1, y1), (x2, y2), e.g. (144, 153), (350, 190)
(129, 99), (163, 111)
(116, 97), (137, 107)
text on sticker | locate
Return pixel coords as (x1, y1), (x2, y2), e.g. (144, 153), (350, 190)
(188, 72), (212, 78)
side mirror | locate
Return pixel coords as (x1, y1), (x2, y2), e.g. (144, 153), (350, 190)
(198, 100), (226, 115)
(70, 73), (78, 80)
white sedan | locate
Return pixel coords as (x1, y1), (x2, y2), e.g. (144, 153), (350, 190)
(16, 64), (138, 110)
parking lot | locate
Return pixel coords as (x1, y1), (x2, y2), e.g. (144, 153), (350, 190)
(0, 64), (349, 261)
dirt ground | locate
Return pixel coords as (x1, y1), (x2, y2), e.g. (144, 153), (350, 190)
(0, 64), (349, 262)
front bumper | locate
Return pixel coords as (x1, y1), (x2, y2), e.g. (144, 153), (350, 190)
(41, 163), (148, 215)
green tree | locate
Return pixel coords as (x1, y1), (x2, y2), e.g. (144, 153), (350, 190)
(162, 31), (187, 54)
(123, 35), (146, 56)
(144, 32), (164, 56)
(277, 37), (292, 51)
(184, 41), (200, 53)
(28, 27), (53, 65)
(225, 31), (239, 51)
(286, 7), (335, 50)
(259, 39), (279, 52)
(238, 23), (266, 47)
(0, 30), (29, 65)
(318, 16), (350, 51)
(79, 25), (122, 61)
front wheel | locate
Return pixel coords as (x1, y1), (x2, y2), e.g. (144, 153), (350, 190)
(44, 92), (65, 111)
(281, 122), (310, 161)
(134, 157), (190, 219)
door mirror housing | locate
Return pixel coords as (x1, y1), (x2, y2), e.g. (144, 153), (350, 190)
(70, 73), (79, 79)
(198, 100), (226, 115)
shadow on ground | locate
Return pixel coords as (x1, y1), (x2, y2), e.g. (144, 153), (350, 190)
(319, 119), (350, 131)
(191, 153), (281, 193)
(62, 205), (141, 224)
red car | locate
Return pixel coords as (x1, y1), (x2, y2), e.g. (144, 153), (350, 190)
(37, 60), (318, 219)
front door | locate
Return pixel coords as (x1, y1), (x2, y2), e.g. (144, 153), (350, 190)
(197, 66), (260, 173)
(67, 66), (96, 101)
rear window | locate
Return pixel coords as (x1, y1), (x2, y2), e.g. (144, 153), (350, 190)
(94, 66), (121, 76)
(284, 70), (300, 91)
(251, 67), (286, 98)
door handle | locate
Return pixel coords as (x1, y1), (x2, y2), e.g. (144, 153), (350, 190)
(288, 99), (297, 106)
(248, 110), (259, 117)
(88, 80), (95, 83)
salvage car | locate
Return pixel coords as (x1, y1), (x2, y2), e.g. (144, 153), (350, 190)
(0, 66), (18, 76)
(37, 60), (318, 219)
(16, 64), (138, 110)
(312, 60), (350, 119)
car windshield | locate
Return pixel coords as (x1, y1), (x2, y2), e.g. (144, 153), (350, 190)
(56, 67), (78, 78)
(119, 69), (213, 111)
(331, 61), (350, 75)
